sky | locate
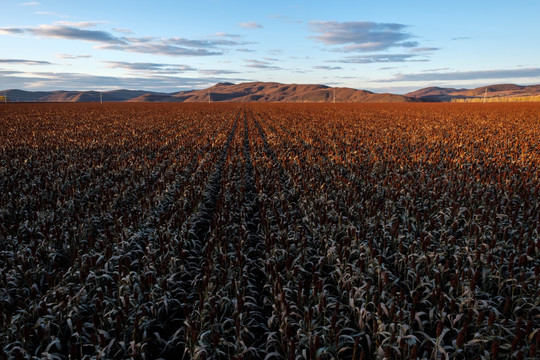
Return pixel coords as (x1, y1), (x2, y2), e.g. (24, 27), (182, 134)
(1, 0), (539, 94)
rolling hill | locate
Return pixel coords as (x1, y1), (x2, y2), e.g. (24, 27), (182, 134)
(2, 82), (411, 103)
(406, 84), (540, 102)
(1, 89), (155, 102)
(2, 82), (539, 103)
(167, 82), (411, 103)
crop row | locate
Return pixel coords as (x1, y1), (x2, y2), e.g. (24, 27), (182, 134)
(0, 102), (539, 359)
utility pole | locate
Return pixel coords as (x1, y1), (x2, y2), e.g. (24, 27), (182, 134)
(208, 89), (211, 103)
(100, 92), (103, 104)
(483, 87), (487, 103)
(333, 89), (336, 103)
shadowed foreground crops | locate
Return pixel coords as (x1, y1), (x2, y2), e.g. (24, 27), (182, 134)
(0, 103), (539, 359)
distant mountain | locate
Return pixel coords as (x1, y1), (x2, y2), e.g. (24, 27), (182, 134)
(169, 82), (412, 103)
(1, 89), (155, 102)
(405, 87), (466, 102)
(406, 84), (540, 102)
(2, 82), (412, 103)
(2, 82), (539, 103)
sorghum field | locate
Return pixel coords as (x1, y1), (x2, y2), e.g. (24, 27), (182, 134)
(0, 102), (539, 359)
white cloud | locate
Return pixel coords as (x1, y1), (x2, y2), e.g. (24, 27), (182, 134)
(1, 22), (249, 57)
(336, 54), (423, 64)
(57, 54), (92, 59)
(104, 61), (197, 73)
(239, 21), (263, 29)
(309, 21), (418, 52)
(0, 69), (249, 92)
(245, 59), (281, 70)
(0, 58), (52, 65)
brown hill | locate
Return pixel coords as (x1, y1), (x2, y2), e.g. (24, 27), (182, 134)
(3, 82), (539, 103)
(2, 89), (156, 102)
(405, 87), (465, 102)
(2, 83), (411, 103)
(168, 82), (411, 103)
(407, 84), (540, 102)
(126, 93), (180, 102)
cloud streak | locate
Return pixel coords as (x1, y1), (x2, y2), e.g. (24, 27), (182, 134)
(198, 69), (240, 75)
(104, 61), (196, 73)
(1, 23), (249, 57)
(102, 61), (240, 76)
(0, 24), (126, 44)
(0, 58), (53, 65)
(112, 28), (134, 34)
(376, 68), (540, 82)
(97, 43), (221, 56)
(411, 47), (440, 53)
(337, 54), (423, 64)
(239, 21), (263, 29)
(0, 28), (25, 34)
(57, 54), (92, 59)
(245, 59), (281, 70)
(0, 69), (249, 92)
(309, 21), (417, 52)
(33, 25), (125, 43)
(313, 65), (342, 70)
(213, 32), (242, 38)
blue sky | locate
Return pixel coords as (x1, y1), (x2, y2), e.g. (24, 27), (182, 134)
(1, 0), (539, 93)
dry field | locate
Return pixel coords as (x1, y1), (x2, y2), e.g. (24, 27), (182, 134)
(0, 103), (539, 359)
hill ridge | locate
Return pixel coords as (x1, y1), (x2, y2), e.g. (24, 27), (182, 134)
(2, 82), (539, 103)
(0, 82), (411, 103)
(406, 83), (540, 102)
